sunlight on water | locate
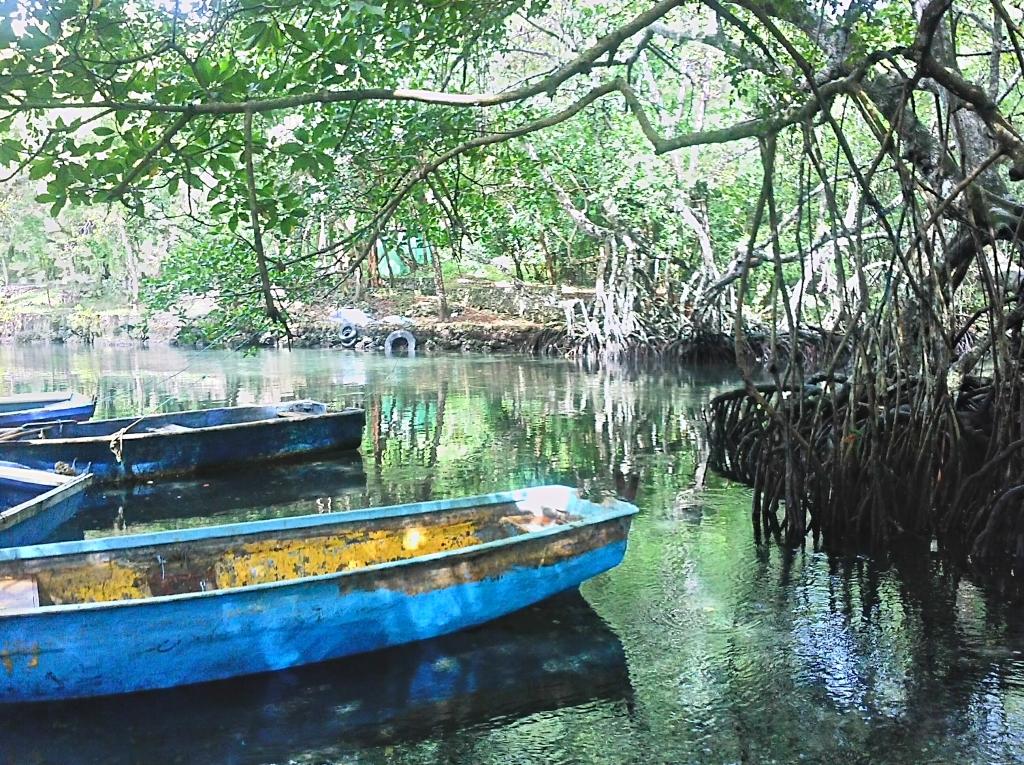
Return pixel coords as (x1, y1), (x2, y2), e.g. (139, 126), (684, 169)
(1, 345), (1024, 764)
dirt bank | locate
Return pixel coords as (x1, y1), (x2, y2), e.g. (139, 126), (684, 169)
(1, 279), (576, 354)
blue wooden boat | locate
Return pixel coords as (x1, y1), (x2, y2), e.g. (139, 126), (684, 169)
(0, 392), (95, 428)
(0, 593), (629, 761)
(0, 401), (365, 484)
(0, 485), (636, 702)
(53, 453), (367, 543)
(0, 464), (91, 549)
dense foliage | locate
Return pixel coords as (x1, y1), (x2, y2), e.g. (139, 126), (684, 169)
(0, 0), (776, 334)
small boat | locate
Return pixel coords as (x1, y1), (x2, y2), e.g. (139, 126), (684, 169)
(0, 401), (365, 484)
(0, 391), (96, 428)
(53, 453), (367, 543)
(0, 593), (629, 759)
(0, 485), (636, 702)
(0, 463), (92, 549)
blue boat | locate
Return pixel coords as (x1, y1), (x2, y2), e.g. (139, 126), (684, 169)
(0, 485), (636, 702)
(0, 464), (92, 549)
(0, 392), (96, 428)
(0, 593), (629, 761)
(53, 453), (367, 543)
(0, 401), (365, 484)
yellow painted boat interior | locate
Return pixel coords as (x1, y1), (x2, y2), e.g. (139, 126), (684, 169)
(0, 501), (579, 610)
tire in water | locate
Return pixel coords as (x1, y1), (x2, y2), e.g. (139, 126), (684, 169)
(338, 323), (359, 348)
(384, 330), (416, 356)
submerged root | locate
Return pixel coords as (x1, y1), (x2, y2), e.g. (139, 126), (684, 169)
(706, 375), (1024, 572)
(555, 326), (838, 369)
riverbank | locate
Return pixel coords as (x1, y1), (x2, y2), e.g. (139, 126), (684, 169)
(0, 286), (146, 345)
(1, 280), (819, 367)
(0, 279), (575, 354)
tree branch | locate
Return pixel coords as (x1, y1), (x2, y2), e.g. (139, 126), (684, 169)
(105, 110), (194, 202)
(243, 109), (282, 326)
(3, 0), (687, 116)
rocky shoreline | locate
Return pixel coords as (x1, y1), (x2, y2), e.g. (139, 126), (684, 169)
(293, 319), (560, 355)
(0, 313), (561, 355)
(1, 279), (573, 355)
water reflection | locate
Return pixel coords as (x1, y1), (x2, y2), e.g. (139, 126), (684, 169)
(0, 593), (631, 765)
(61, 452), (367, 540)
(3, 344), (736, 510)
(4, 346), (1024, 762)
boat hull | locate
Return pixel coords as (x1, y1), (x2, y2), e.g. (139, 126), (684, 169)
(0, 506), (631, 702)
(0, 469), (92, 549)
(0, 593), (629, 762)
(0, 393), (95, 428)
(0, 407), (365, 484)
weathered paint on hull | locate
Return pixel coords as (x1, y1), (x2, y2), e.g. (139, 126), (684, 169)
(0, 409), (365, 484)
(0, 528), (629, 702)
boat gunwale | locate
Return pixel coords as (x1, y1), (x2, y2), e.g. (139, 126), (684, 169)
(0, 391), (73, 407)
(3, 404), (365, 446)
(0, 472), (92, 533)
(0, 485), (637, 617)
(0, 464), (76, 488)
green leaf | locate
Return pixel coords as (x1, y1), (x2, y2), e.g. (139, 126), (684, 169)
(0, 139), (20, 165)
(351, 0), (385, 16)
(239, 20), (269, 49)
(282, 24), (310, 46)
(255, 21), (282, 50)
(196, 58), (216, 84)
(28, 158), (54, 180)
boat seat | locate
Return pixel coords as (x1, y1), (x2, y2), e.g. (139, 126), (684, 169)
(0, 578), (39, 611)
(277, 411), (313, 419)
(278, 401), (328, 417)
(146, 424), (195, 434)
(498, 513), (558, 534)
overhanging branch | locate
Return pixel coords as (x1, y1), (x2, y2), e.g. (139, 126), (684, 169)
(2, 0), (687, 116)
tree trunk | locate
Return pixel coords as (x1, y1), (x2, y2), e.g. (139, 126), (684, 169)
(0, 245), (10, 287)
(511, 246), (525, 281)
(540, 232), (557, 285)
(367, 240), (382, 287)
(431, 242), (449, 320)
(404, 236), (419, 273)
(119, 220), (140, 307)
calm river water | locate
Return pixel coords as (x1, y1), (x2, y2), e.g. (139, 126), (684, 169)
(1, 345), (1024, 764)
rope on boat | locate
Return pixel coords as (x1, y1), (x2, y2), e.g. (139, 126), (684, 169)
(99, 318), (259, 466)
(108, 414), (155, 465)
(109, 430), (125, 464)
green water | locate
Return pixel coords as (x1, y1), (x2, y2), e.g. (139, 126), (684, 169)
(2, 345), (1024, 764)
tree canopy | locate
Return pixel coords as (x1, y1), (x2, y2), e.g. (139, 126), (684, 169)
(2, 0), (1019, 332)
